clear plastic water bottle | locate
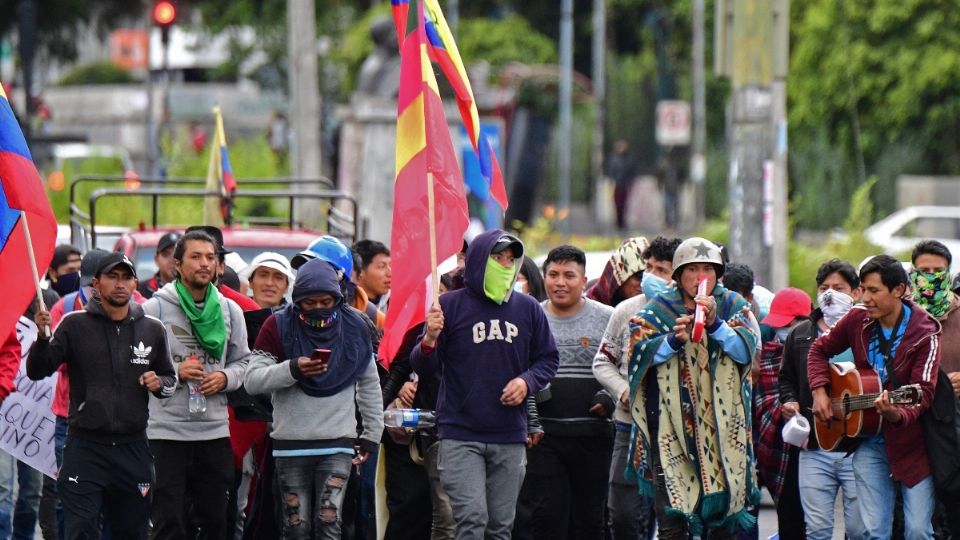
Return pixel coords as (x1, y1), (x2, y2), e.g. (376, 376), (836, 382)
(383, 409), (436, 429)
(188, 381), (207, 418)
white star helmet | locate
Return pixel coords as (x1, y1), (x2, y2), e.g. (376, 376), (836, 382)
(671, 237), (725, 281)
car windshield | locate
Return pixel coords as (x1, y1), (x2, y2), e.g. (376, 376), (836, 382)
(893, 217), (960, 240)
(134, 246), (303, 280)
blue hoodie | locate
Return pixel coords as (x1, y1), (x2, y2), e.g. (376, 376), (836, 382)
(411, 229), (560, 444)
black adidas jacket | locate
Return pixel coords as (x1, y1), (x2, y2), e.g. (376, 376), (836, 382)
(28, 299), (177, 444)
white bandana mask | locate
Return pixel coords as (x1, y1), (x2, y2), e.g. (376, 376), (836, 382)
(817, 289), (855, 328)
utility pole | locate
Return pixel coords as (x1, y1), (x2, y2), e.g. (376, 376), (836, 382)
(287, 0), (322, 225)
(770, 0), (790, 289)
(558, 0), (574, 238)
(592, 0), (606, 231)
(145, 24), (156, 177)
(448, 0), (459, 38)
(691, 0), (706, 225)
(17, 0), (36, 145)
(716, 0), (789, 290)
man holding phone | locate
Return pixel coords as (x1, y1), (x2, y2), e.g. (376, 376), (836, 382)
(245, 258), (383, 539)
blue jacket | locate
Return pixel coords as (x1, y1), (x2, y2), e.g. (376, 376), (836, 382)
(411, 229), (560, 444)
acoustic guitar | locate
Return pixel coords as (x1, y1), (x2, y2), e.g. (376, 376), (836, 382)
(813, 362), (922, 451)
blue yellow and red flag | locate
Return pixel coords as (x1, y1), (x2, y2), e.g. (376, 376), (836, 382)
(204, 106), (237, 226)
(421, 0), (509, 209)
(391, 0), (410, 49)
(379, 2), (469, 365)
(0, 85), (57, 335)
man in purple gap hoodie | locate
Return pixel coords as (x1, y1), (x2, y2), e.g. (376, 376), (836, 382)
(411, 229), (560, 540)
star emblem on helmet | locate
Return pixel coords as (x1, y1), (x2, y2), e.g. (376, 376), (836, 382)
(693, 242), (713, 258)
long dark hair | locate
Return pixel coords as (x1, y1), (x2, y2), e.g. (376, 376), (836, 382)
(520, 256), (546, 302)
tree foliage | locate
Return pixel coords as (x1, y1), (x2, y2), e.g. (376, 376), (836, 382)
(458, 15), (556, 69)
(788, 0), (960, 227)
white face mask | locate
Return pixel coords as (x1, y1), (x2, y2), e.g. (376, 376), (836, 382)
(775, 327), (792, 342)
(817, 289), (855, 328)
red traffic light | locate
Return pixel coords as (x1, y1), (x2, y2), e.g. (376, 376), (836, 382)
(152, 1), (176, 27)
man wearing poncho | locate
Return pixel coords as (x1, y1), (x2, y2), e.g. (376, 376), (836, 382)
(625, 237), (760, 539)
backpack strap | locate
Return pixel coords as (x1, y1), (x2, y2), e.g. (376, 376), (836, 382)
(63, 291), (80, 314)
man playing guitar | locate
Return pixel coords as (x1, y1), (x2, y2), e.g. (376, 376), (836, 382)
(809, 255), (941, 540)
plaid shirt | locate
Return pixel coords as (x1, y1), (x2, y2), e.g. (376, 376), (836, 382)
(753, 339), (790, 503)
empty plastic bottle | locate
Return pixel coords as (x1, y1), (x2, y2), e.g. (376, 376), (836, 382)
(383, 409), (436, 429)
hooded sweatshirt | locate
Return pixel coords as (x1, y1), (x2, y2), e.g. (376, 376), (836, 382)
(143, 282), (251, 441)
(410, 229), (560, 444)
(244, 260), (383, 455)
(28, 300), (177, 444)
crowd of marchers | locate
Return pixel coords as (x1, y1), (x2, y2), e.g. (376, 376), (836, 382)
(1, 224), (958, 540)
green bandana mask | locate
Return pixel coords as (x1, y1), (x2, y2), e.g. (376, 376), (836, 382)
(484, 257), (516, 304)
(910, 269), (953, 319)
(175, 281), (227, 359)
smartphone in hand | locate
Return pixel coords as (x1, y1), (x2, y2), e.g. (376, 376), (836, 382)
(311, 348), (331, 368)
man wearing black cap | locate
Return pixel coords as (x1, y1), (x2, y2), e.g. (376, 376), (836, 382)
(29, 253), (177, 539)
(411, 229), (560, 539)
(46, 245), (82, 297)
(138, 231), (181, 300)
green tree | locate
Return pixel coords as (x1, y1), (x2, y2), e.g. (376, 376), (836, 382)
(789, 0), (960, 226)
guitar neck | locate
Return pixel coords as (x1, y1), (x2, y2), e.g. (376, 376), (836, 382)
(839, 389), (913, 412)
(841, 393), (884, 412)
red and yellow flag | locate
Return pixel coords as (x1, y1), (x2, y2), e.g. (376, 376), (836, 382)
(378, 2), (469, 365)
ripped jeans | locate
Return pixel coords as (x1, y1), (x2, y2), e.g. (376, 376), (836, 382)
(274, 453), (353, 540)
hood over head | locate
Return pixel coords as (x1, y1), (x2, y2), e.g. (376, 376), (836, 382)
(292, 258), (344, 305)
(464, 228), (523, 301)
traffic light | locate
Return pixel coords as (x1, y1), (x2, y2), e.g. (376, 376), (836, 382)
(152, 1), (177, 45)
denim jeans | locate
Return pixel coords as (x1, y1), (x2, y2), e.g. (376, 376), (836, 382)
(852, 442), (935, 540)
(797, 450), (863, 540)
(274, 453), (353, 540)
(0, 449), (43, 540)
(438, 440), (526, 540)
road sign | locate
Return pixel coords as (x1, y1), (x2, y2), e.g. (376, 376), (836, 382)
(656, 100), (691, 146)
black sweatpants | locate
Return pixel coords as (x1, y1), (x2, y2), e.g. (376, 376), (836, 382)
(514, 434), (613, 540)
(383, 437), (432, 540)
(58, 437), (154, 540)
(149, 438), (234, 540)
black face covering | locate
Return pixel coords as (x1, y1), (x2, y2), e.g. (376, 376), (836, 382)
(51, 271), (81, 296)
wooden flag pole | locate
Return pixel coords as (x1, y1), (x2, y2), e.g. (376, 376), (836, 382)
(427, 172), (440, 307)
(20, 211), (50, 337)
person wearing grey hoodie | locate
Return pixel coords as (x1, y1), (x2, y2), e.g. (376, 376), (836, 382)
(142, 230), (251, 539)
(244, 258), (383, 539)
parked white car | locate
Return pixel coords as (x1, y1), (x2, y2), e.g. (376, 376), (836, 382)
(864, 206), (960, 272)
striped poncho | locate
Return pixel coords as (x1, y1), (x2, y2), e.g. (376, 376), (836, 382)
(625, 283), (760, 534)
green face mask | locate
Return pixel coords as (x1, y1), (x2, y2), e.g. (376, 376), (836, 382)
(484, 257), (516, 304)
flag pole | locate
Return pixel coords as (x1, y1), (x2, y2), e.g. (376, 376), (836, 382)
(20, 211), (50, 337)
(427, 172), (440, 307)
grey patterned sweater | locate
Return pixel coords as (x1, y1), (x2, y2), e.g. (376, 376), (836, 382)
(538, 298), (615, 437)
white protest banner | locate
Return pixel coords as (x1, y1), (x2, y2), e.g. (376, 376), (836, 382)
(0, 316), (59, 478)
